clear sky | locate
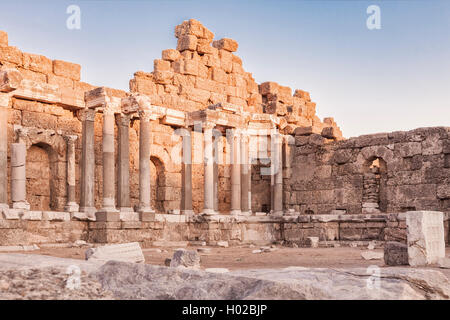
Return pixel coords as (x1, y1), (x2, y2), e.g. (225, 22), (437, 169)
(1, 0), (449, 137)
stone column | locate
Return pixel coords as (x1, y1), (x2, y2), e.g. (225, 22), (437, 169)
(203, 122), (216, 215)
(11, 128), (29, 210)
(240, 131), (251, 215)
(0, 94), (9, 211)
(64, 135), (79, 213)
(271, 132), (283, 216)
(213, 129), (222, 212)
(79, 108), (96, 218)
(230, 129), (241, 215)
(181, 128), (193, 215)
(96, 106), (119, 221)
(137, 109), (155, 220)
(116, 114), (133, 213)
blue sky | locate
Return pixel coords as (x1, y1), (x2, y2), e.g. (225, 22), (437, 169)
(1, 0), (449, 137)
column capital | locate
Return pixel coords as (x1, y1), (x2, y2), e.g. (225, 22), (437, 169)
(64, 134), (78, 144)
(115, 113), (131, 127)
(0, 92), (12, 108)
(14, 125), (28, 143)
(77, 108), (97, 122)
(121, 93), (151, 114)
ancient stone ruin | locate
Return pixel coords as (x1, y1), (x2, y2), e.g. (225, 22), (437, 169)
(0, 20), (449, 247)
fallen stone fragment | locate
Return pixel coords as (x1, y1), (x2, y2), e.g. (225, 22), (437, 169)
(164, 258), (171, 266)
(85, 242), (145, 263)
(252, 249), (262, 254)
(406, 211), (445, 266)
(170, 249), (200, 269)
(384, 242), (408, 266)
(367, 241), (376, 250)
(306, 237), (319, 248)
(197, 248), (211, 253)
(217, 241), (229, 248)
(361, 251), (383, 260)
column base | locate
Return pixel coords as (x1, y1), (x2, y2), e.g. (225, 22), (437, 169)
(202, 209), (218, 215)
(119, 207), (134, 212)
(64, 202), (79, 213)
(137, 208), (156, 222)
(181, 209), (195, 216)
(96, 208), (120, 222)
(270, 210), (284, 217)
(239, 210), (252, 216)
(12, 201), (30, 210)
(71, 211), (90, 221)
(230, 210), (241, 216)
(79, 206), (97, 220)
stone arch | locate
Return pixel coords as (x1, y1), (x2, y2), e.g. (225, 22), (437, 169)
(357, 146), (391, 213)
(22, 128), (67, 211)
(150, 144), (181, 213)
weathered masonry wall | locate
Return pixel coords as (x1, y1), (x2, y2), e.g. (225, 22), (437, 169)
(0, 20), (342, 216)
(288, 127), (450, 215)
(0, 213), (448, 247)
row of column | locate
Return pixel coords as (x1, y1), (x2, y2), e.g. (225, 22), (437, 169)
(79, 106), (156, 221)
(0, 102), (283, 218)
(199, 124), (283, 216)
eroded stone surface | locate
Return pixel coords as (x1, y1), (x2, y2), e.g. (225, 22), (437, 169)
(406, 211), (445, 266)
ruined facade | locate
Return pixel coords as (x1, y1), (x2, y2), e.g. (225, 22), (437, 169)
(0, 20), (448, 246)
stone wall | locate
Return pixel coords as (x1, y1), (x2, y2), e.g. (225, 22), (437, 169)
(288, 127), (450, 215)
(1, 213), (448, 247)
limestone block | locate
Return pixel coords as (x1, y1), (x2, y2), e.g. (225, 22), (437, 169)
(0, 31), (7, 47)
(52, 60), (81, 81)
(175, 19), (214, 41)
(154, 59), (171, 72)
(396, 142), (422, 158)
(361, 251), (383, 260)
(321, 126), (339, 140)
(306, 236), (319, 248)
(0, 46), (23, 65)
(384, 241), (408, 266)
(1, 208), (20, 220)
(85, 242), (145, 263)
(153, 70), (173, 84)
(437, 185), (450, 199)
(21, 211), (42, 220)
(177, 35), (198, 52)
(211, 67), (227, 84)
(259, 82), (278, 95)
(42, 211), (70, 221)
(294, 126), (322, 136)
(406, 211), (445, 266)
(170, 249), (201, 269)
(293, 89), (311, 101)
(0, 68), (22, 92)
(162, 49), (181, 62)
(212, 38), (238, 52)
(23, 53), (52, 74)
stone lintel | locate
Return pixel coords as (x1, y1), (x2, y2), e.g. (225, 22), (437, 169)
(13, 79), (61, 105)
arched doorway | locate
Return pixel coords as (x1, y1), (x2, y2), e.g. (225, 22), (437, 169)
(362, 157), (387, 213)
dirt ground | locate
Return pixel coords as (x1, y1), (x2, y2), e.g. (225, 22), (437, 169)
(9, 245), (450, 277)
